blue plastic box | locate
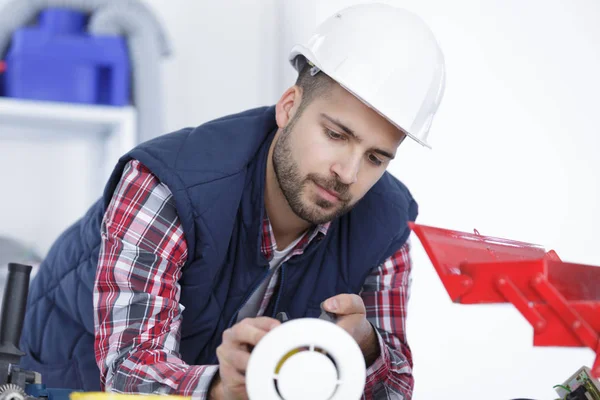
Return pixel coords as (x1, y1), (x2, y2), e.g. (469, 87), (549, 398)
(3, 8), (130, 106)
(25, 384), (80, 400)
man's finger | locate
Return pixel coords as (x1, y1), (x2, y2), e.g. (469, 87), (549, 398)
(232, 319), (279, 346)
(222, 317), (280, 345)
(323, 293), (365, 315)
(240, 316), (281, 331)
(220, 362), (246, 386)
(335, 313), (364, 336)
(219, 346), (251, 373)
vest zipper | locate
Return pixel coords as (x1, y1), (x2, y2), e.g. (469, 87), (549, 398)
(270, 263), (285, 317)
(226, 267), (271, 328)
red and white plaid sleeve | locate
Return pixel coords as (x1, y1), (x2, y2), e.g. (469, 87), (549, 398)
(360, 242), (414, 399)
(94, 159), (218, 398)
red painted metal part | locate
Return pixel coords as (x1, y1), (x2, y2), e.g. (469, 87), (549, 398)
(409, 222), (600, 379)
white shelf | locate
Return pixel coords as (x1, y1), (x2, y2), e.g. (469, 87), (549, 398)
(0, 97), (137, 195)
(0, 97), (136, 137)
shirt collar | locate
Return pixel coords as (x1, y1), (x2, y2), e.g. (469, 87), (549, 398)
(261, 213), (331, 261)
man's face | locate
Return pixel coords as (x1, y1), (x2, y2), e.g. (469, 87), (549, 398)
(273, 83), (406, 225)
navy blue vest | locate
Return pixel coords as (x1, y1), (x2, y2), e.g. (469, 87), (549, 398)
(19, 106), (418, 391)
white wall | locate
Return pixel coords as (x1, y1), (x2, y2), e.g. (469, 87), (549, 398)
(0, 125), (102, 255)
(1, 1), (598, 399)
(142, 0), (281, 132)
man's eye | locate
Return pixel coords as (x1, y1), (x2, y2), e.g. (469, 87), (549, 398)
(368, 154), (383, 166)
(326, 129), (345, 140)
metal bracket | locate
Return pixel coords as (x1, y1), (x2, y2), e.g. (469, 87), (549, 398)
(495, 275), (547, 333)
(530, 273), (600, 377)
(530, 273), (599, 349)
(442, 274), (474, 303)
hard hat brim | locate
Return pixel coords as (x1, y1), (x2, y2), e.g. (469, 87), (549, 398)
(289, 46), (433, 149)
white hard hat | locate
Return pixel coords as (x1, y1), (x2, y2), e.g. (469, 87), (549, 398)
(289, 3), (446, 148)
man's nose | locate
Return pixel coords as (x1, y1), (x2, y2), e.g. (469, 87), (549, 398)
(331, 156), (360, 185)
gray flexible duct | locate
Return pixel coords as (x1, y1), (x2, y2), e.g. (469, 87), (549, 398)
(0, 0), (172, 143)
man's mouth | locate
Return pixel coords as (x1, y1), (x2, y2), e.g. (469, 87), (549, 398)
(314, 182), (341, 202)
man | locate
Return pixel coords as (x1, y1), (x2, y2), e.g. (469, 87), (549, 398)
(19, 3), (445, 399)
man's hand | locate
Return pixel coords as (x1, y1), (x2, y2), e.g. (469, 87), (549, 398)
(322, 294), (380, 366)
(211, 317), (281, 400)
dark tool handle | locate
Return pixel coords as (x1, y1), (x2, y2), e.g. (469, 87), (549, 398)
(319, 302), (337, 323)
(276, 312), (289, 323)
(0, 263), (32, 362)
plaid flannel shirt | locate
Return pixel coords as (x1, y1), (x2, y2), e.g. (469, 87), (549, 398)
(94, 159), (415, 399)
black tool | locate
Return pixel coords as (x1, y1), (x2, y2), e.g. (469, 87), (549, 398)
(0, 263), (37, 398)
(275, 306), (337, 324)
(275, 312), (289, 323)
(318, 302), (337, 323)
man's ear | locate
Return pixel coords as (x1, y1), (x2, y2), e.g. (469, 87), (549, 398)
(275, 86), (302, 129)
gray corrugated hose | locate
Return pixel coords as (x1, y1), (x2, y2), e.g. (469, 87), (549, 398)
(0, 0), (172, 143)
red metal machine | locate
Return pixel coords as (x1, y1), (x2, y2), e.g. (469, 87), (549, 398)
(408, 222), (600, 379)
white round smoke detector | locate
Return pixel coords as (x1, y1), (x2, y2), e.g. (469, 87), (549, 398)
(246, 318), (366, 400)
(277, 350), (338, 400)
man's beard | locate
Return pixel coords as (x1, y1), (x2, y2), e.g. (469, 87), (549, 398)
(272, 117), (354, 225)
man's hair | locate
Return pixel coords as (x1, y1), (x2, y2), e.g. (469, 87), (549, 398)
(294, 57), (335, 116)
